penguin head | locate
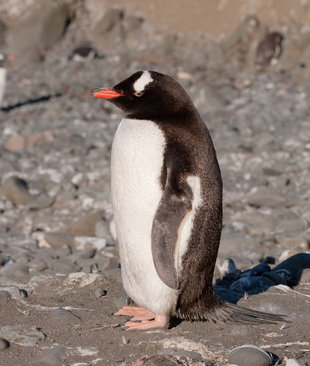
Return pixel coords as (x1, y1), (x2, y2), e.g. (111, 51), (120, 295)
(92, 71), (194, 118)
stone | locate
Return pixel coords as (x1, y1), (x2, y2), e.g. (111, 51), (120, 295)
(0, 291), (11, 305)
(95, 219), (111, 238)
(299, 268), (310, 284)
(0, 325), (45, 346)
(0, 263), (30, 281)
(0, 176), (32, 205)
(0, 338), (9, 351)
(231, 325), (254, 336)
(4, 131), (54, 152)
(31, 345), (68, 366)
(285, 359), (306, 366)
(91, 8), (124, 49)
(277, 236), (308, 250)
(130, 354), (186, 366)
(74, 236), (107, 251)
(7, 1), (70, 65)
(44, 232), (76, 248)
(27, 195), (55, 210)
(228, 345), (272, 366)
(94, 288), (107, 298)
(246, 187), (286, 208)
(62, 213), (103, 236)
(48, 258), (82, 274)
(50, 308), (81, 325)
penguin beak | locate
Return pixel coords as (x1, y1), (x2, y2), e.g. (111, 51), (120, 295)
(91, 88), (122, 99)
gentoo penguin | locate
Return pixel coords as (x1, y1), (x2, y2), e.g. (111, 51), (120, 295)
(92, 71), (286, 330)
(255, 32), (284, 66)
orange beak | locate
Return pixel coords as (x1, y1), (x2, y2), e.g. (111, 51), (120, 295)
(91, 88), (122, 99)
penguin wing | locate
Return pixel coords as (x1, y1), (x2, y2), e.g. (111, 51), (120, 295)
(151, 169), (193, 290)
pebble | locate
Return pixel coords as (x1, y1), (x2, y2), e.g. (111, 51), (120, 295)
(48, 258), (82, 274)
(94, 288), (107, 298)
(50, 308), (81, 325)
(0, 325), (45, 346)
(285, 359), (306, 366)
(44, 232), (76, 248)
(228, 345), (272, 366)
(31, 345), (68, 366)
(0, 338), (9, 351)
(0, 291), (11, 305)
(62, 213), (104, 237)
(0, 176), (32, 205)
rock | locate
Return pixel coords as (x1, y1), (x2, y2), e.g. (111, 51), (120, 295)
(0, 263), (30, 281)
(276, 210), (307, 233)
(94, 288), (107, 298)
(31, 345), (68, 366)
(4, 131), (54, 152)
(62, 213), (103, 236)
(286, 359), (306, 366)
(0, 325), (45, 346)
(8, 1), (70, 65)
(0, 176), (32, 205)
(228, 345), (272, 366)
(0, 291), (11, 305)
(27, 195), (55, 210)
(95, 219), (111, 239)
(246, 187), (286, 208)
(91, 8), (124, 49)
(277, 236), (308, 250)
(44, 232), (75, 248)
(48, 258), (82, 274)
(74, 236), (107, 251)
(0, 338), (9, 351)
(299, 268), (310, 284)
(50, 308), (81, 325)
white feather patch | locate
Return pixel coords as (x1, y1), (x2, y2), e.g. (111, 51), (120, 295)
(111, 117), (178, 315)
(133, 71), (153, 92)
(174, 176), (202, 274)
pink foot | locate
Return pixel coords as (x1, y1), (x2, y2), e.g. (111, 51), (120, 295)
(114, 306), (155, 321)
(125, 314), (169, 331)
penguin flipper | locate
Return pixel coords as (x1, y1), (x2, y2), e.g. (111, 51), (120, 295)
(151, 171), (193, 290)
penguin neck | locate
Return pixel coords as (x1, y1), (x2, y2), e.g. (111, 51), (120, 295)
(126, 105), (199, 126)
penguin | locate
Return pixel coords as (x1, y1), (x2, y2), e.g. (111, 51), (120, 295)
(255, 32), (284, 66)
(92, 71), (286, 331)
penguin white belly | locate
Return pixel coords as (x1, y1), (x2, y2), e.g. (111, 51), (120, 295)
(111, 118), (178, 315)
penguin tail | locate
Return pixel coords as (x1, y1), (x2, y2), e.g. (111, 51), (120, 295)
(208, 300), (288, 324)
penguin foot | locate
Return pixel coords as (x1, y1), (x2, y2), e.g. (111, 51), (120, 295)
(114, 306), (155, 321)
(124, 314), (169, 331)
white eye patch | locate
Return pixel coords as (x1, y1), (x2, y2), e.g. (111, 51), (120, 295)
(133, 71), (153, 93)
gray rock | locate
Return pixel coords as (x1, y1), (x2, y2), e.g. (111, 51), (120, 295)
(91, 8), (124, 49)
(0, 325), (45, 346)
(95, 288), (107, 298)
(7, 1), (70, 65)
(286, 359), (306, 366)
(27, 195), (55, 210)
(95, 219), (111, 239)
(31, 345), (68, 366)
(44, 232), (75, 248)
(0, 176), (32, 205)
(0, 263), (30, 281)
(50, 308), (81, 325)
(0, 338), (9, 351)
(0, 291), (11, 305)
(299, 268), (310, 284)
(62, 213), (103, 237)
(48, 258), (82, 274)
(228, 345), (272, 366)
(246, 187), (286, 208)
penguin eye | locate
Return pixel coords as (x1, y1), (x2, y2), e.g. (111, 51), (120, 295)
(134, 91), (144, 97)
